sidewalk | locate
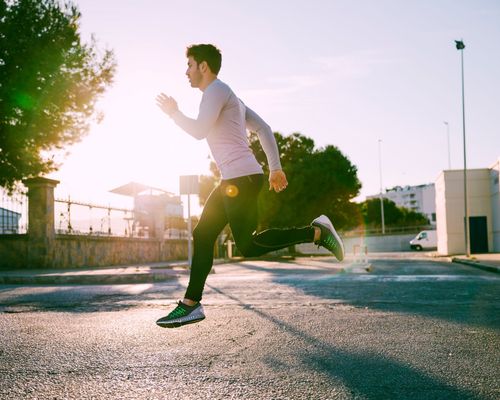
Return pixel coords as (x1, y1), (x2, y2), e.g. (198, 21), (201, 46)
(0, 253), (498, 285)
(451, 253), (500, 274)
(0, 260), (193, 285)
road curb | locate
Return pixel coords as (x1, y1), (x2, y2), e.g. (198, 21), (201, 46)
(0, 259), (227, 286)
(452, 258), (500, 274)
(0, 271), (189, 285)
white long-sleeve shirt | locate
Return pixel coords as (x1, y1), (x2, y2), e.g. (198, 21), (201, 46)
(171, 79), (281, 180)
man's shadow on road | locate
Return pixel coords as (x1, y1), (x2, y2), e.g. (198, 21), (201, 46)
(206, 282), (481, 400)
(233, 259), (500, 331)
(0, 278), (185, 313)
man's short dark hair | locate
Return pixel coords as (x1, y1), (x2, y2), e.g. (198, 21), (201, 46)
(186, 44), (222, 75)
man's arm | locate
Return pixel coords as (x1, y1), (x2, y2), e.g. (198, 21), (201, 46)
(245, 106), (288, 192)
(156, 84), (226, 140)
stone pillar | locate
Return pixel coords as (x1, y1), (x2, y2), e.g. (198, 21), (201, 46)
(24, 177), (59, 268)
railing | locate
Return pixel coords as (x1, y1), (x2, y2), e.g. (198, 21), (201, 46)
(342, 225), (434, 237)
(8, 185), (431, 240)
(0, 187), (28, 234)
(55, 197), (138, 237)
(54, 197), (189, 239)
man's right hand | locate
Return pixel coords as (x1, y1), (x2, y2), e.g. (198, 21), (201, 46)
(156, 93), (178, 117)
(269, 169), (288, 193)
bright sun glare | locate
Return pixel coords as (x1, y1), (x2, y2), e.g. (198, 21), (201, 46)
(51, 97), (211, 209)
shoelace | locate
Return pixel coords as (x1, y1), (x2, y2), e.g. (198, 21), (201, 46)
(323, 235), (337, 249)
(169, 305), (189, 318)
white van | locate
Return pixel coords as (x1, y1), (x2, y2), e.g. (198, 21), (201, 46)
(410, 230), (437, 251)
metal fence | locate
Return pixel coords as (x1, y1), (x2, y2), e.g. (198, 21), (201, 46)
(54, 197), (189, 238)
(55, 197), (137, 237)
(0, 187), (28, 234)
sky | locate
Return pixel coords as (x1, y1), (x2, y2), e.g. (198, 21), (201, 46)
(49, 0), (500, 212)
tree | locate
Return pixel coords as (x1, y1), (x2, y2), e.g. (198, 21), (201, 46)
(0, 0), (116, 191)
(359, 198), (429, 229)
(198, 161), (220, 206)
(197, 131), (361, 232)
(249, 132), (361, 231)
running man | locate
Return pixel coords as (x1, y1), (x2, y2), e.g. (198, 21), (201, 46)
(155, 44), (344, 328)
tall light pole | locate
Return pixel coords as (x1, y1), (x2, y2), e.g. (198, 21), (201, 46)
(443, 121), (451, 169)
(378, 139), (385, 234)
(455, 39), (470, 257)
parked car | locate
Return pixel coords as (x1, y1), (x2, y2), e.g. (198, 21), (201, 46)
(410, 230), (437, 251)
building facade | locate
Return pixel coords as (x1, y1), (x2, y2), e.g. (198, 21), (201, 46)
(367, 183), (436, 225)
(0, 207), (22, 234)
(110, 182), (184, 239)
(435, 158), (500, 255)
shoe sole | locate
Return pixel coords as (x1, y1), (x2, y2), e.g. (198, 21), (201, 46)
(156, 316), (205, 329)
(312, 215), (345, 262)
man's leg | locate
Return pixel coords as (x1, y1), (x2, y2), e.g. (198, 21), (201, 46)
(222, 175), (315, 257)
(223, 175), (344, 260)
(183, 185), (228, 302)
(156, 184), (227, 328)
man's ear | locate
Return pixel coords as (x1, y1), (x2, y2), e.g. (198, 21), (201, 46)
(199, 61), (209, 74)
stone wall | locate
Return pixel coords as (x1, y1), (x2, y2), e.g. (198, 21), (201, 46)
(0, 177), (188, 270)
(0, 234), (187, 269)
(52, 236), (187, 268)
(0, 235), (29, 269)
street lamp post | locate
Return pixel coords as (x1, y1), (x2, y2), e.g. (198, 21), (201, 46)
(378, 139), (385, 235)
(455, 39), (470, 257)
(443, 121), (451, 169)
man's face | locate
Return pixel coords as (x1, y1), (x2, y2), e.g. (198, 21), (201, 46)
(186, 56), (203, 88)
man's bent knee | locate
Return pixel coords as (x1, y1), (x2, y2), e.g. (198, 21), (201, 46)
(234, 240), (261, 258)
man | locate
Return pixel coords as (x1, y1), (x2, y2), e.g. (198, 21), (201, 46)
(155, 44), (344, 328)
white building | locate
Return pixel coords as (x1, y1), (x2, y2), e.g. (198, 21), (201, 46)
(435, 158), (500, 255)
(367, 183), (436, 225)
(110, 182), (184, 238)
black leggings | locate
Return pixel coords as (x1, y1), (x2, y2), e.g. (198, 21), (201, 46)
(185, 174), (315, 301)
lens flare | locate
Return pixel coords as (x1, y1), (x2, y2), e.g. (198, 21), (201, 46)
(14, 92), (35, 110)
(225, 184), (239, 198)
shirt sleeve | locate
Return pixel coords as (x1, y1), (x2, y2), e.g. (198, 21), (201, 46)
(245, 105), (282, 171)
(170, 83), (227, 140)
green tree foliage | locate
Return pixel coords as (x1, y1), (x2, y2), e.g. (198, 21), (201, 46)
(0, 0), (116, 191)
(198, 132), (361, 231)
(249, 132), (361, 230)
(360, 198), (429, 228)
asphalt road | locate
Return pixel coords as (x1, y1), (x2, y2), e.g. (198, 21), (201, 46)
(1, 256), (499, 399)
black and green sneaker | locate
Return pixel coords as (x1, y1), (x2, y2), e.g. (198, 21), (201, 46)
(312, 214), (345, 262)
(156, 301), (205, 328)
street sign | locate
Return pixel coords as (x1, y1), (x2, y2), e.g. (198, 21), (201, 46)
(179, 175), (199, 195)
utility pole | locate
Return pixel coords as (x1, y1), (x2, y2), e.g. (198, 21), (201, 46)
(378, 139), (385, 234)
(455, 39), (470, 257)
